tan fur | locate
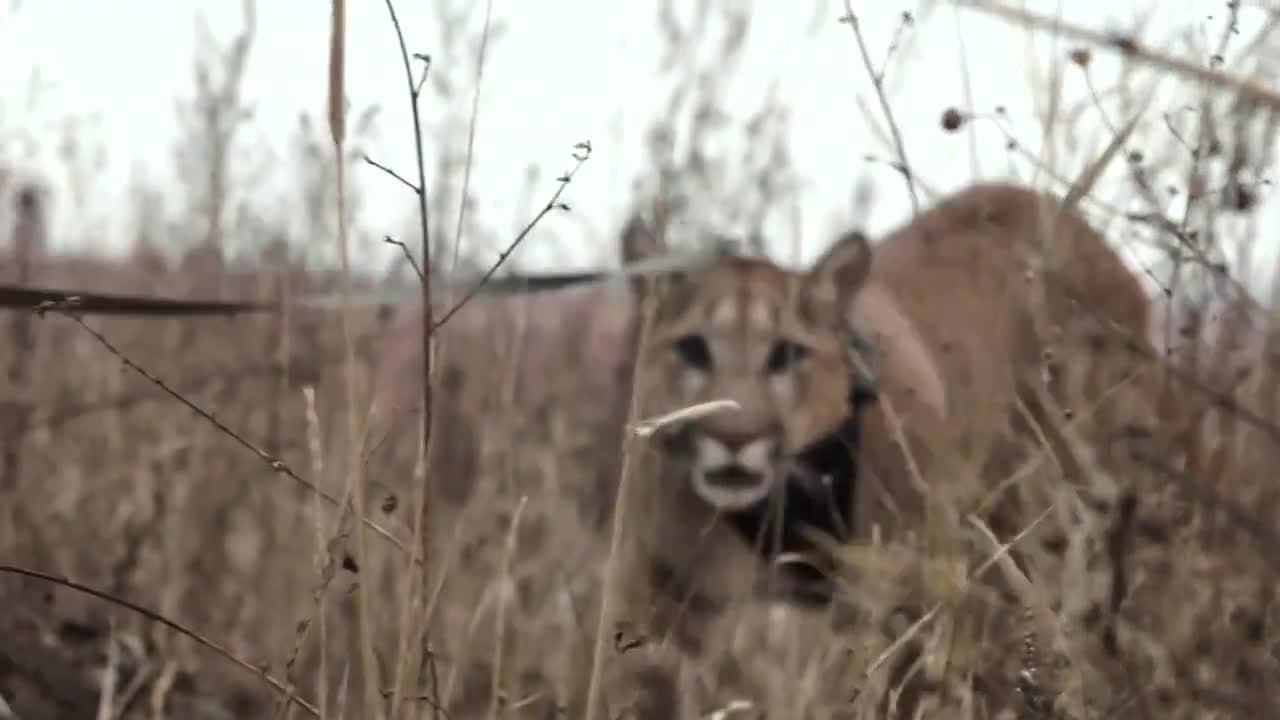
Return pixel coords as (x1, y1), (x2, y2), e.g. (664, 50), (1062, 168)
(603, 182), (1161, 718)
(600, 219), (876, 720)
(613, 245), (872, 618)
(849, 182), (1161, 538)
(615, 181), (1158, 614)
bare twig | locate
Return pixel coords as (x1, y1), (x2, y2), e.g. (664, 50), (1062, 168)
(372, 0), (434, 352)
(839, 3), (920, 217)
(0, 564), (320, 717)
(384, 235), (426, 282)
(957, 0), (1280, 112)
(362, 154), (418, 193)
(412, 53), (432, 95)
(374, 3), (442, 716)
(431, 141), (593, 333)
(949, 4), (983, 177)
(450, 0), (495, 272)
(44, 310), (418, 561)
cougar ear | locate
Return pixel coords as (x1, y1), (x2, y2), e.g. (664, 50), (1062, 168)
(805, 229), (873, 320)
(620, 212), (666, 267)
(619, 202), (671, 300)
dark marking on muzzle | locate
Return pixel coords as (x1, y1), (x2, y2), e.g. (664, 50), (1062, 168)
(703, 464), (764, 489)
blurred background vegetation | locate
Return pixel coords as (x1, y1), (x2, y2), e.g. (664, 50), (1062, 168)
(2, 0), (1280, 718)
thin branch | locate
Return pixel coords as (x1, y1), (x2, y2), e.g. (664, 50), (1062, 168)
(957, 0), (1280, 113)
(431, 141), (592, 333)
(0, 564), (320, 718)
(39, 307), (419, 564)
(450, 0), (495, 272)
(17, 360), (310, 439)
(362, 154), (419, 193)
(875, 10), (914, 82)
(839, 4), (920, 217)
(377, 3), (440, 717)
(412, 53), (432, 96)
(384, 235), (426, 282)
(376, 0), (433, 286)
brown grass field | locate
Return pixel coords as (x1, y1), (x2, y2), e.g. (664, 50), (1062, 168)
(3, 1), (1280, 718)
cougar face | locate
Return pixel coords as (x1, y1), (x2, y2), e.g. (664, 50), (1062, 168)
(627, 232), (873, 513)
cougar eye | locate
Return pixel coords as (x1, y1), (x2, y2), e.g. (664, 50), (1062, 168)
(765, 340), (809, 374)
(672, 334), (713, 370)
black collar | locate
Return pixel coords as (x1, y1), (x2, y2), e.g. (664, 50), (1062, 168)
(649, 330), (882, 608)
(721, 369), (878, 607)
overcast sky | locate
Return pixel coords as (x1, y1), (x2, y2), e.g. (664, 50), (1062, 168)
(1, 0), (1275, 293)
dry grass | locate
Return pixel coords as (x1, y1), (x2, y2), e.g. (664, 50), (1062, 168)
(6, 187), (1280, 720)
(3, 1), (1280, 718)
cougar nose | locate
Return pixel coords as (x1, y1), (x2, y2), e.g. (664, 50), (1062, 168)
(708, 430), (756, 454)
